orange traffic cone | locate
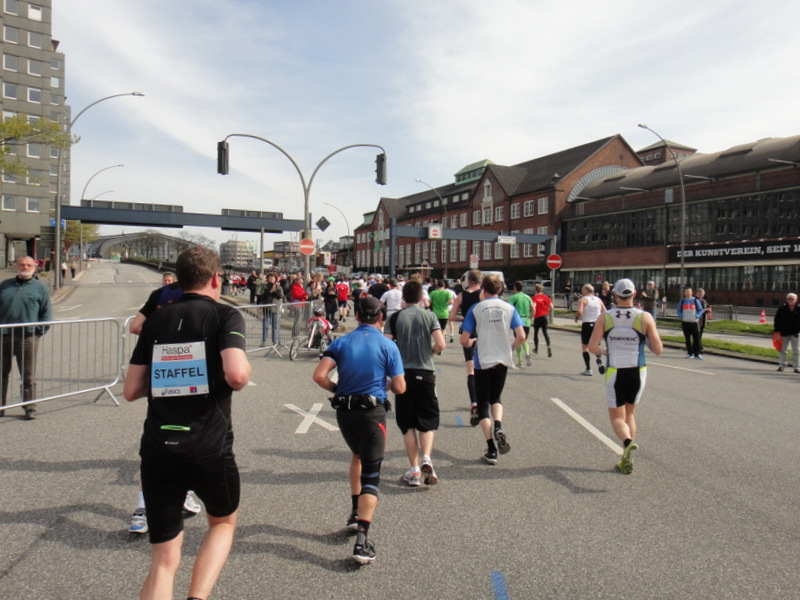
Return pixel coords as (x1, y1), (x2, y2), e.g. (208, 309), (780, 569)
(707, 305), (713, 321)
(759, 309), (766, 324)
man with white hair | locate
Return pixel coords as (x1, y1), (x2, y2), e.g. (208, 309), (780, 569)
(589, 279), (662, 475)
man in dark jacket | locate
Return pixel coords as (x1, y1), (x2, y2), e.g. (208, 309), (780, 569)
(0, 256), (52, 419)
(773, 293), (800, 372)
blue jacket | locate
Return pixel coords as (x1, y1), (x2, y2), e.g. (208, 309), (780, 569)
(676, 297), (703, 323)
(0, 276), (52, 335)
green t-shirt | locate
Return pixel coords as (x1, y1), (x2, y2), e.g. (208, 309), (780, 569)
(429, 288), (452, 320)
(508, 291), (532, 326)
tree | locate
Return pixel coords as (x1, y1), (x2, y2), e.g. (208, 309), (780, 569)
(178, 230), (216, 250)
(1, 115), (71, 178)
(63, 221), (99, 251)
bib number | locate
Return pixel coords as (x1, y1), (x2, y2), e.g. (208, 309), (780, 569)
(151, 341), (209, 397)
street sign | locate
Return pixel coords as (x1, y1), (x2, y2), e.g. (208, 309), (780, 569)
(546, 254), (562, 270)
(316, 216), (330, 232)
(427, 224), (442, 239)
(496, 235), (516, 245)
(470, 254), (479, 269)
(299, 238), (316, 256)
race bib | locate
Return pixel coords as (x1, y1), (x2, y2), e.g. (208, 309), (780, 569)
(151, 341), (209, 397)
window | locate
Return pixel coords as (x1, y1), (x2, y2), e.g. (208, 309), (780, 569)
(483, 241), (492, 260)
(3, 26), (19, 44)
(27, 142), (41, 158)
(472, 241), (480, 257)
(441, 240), (447, 263)
(462, 193), (469, 200)
(523, 228), (534, 257)
(3, 81), (17, 99)
(28, 59), (42, 76)
(414, 243), (421, 264)
(510, 230), (520, 258)
(425, 201), (431, 209)
(537, 226), (549, 256)
(483, 181), (492, 202)
(430, 241), (437, 264)
(4, 0), (20, 15)
(2, 195), (15, 211)
(538, 197), (549, 215)
(51, 76), (60, 88)
(472, 210), (480, 225)
(433, 199), (439, 208)
(26, 197), (40, 212)
(3, 54), (19, 71)
(460, 213), (467, 227)
(422, 242), (429, 261)
(494, 241), (503, 259)
(50, 92), (60, 105)
(495, 206), (504, 222)
(482, 206), (492, 224)
(510, 203), (520, 219)
(28, 4), (42, 20)
(523, 199), (534, 217)
(51, 58), (60, 70)
(450, 215), (457, 229)
(450, 240), (458, 262)
(459, 240), (467, 262)
(27, 87), (42, 103)
(28, 31), (43, 49)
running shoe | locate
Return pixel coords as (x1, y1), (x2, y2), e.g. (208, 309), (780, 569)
(24, 407), (36, 420)
(352, 539), (376, 564)
(526, 354), (532, 367)
(547, 347), (552, 358)
(183, 492), (201, 515)
(483, 449), (498, 464)
(402, 469), (421, 487)
(420, 457), (438, 485)
(777, 366), (784, 372)
(346, 510), (358, 532)
(595, 356), (606, 375)
(581, 369), (592, 376)
(616, 458), (632, 475)
(495, 430), (511, 454)
(695, 354), (704, 360)
(685, 354), (693, 359)
(129, 510), (148, 534)
(469, 404), (480, 427)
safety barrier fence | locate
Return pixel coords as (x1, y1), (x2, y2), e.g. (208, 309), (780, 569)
(0, 301), (324, 413)
(0, 317), (123, 414)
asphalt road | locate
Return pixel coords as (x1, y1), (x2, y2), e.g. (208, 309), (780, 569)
(1, 262), (798, 599)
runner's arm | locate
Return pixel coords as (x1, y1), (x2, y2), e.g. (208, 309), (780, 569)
(123, 364), (149, 402)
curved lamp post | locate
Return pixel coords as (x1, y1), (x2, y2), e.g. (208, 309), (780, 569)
(80, 164), (124, 201)
(414, 178), (448, 277)
(323, 202), (351, 267)
(218, 135), (386, 278)
(54, 91), (144, 287)
(638, 123), (687, 287)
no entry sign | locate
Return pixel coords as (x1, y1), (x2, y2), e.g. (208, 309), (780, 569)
(299, 238), (316, 256)
(546, 254), (562, 270)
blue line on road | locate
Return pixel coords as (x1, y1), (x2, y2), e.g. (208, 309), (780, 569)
(455, 415), (464, 427)
(492, 571), (510, 600)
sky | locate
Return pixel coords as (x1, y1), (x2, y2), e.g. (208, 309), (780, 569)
(53, 0), (800, 252)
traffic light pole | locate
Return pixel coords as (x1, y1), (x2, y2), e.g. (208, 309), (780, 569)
(218, 136), (386, 280)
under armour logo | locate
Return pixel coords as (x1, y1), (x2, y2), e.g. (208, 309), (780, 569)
(615, 310), (632, 319)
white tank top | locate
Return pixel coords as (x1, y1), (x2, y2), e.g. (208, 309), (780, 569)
(581, 295), (603, 323)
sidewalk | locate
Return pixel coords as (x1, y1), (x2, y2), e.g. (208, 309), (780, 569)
(550, 311), (776, 363)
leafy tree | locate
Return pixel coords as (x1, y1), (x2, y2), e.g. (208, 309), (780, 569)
(63, 220), (99, 251)
(1, 115), (71, 177)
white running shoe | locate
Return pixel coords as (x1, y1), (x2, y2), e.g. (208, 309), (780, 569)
(129, 510), (148, 534)
(183, 491), (202, 514)
(402, 469), (421, 487)
(420, 457), (438, 485)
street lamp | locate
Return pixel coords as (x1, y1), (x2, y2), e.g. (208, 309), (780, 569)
(80, 164), (124, 201)
(323, 202), (351, 268)
(638, 123), (688, 288)
(54, 91), (144, 288)
(414, 178), (449, 277)
(218, 135), (386, 278)
(91, 190), (113, 200)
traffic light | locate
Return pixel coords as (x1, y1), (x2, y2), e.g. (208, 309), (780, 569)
(375, 152), (387, 185)
(217, 140), (229, 175)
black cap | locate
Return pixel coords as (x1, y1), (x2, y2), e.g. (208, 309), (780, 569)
(358, 296), (383, 321)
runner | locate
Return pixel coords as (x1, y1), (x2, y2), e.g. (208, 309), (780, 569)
(507, 281), (534, 367)
(449, 269), (482, 425)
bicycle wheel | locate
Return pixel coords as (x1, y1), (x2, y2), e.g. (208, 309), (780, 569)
(289, 337), (301, 360)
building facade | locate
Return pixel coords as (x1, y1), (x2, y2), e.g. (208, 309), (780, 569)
(1, 0), (68, 265)
(219, 239), (256, 268)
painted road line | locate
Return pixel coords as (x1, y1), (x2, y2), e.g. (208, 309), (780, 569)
(455, 415), (464, 427)
(649, 361), (714, 375)
(491, 571), (510, 600)
(550, 397), (622, 455)
(283, 402), (339, 434)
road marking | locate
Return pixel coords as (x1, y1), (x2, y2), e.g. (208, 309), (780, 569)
(550, 397), (622, 455)
(491, 571), (510, 600)
(283, 402), (339, 433)
(455, 415), (464, 427)
(59, 304), (84, 311)
(649, 361), (715, 375)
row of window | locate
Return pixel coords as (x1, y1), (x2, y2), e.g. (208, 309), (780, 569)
(2, 80), (61, 104)
(1, 195), (41, 212)
(404, 196), (550, 222)
(3, 25), (45, 49)
(1, 138), (59, 159)
(563, 190), (800, 251)
(3, 1), (43, 20)
(3, 53), (61, 79)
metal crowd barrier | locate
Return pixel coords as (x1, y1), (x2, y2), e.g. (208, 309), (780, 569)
(233, 300), (322, 358)
(0, 318), (123, 415)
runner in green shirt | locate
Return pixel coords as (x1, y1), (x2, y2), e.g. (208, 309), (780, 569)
(429, 279), (454, 335)
(508, 281), (534, 367)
